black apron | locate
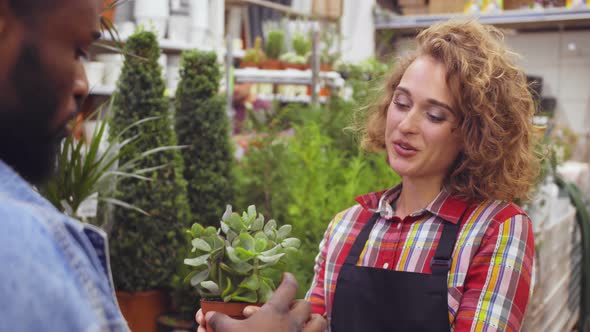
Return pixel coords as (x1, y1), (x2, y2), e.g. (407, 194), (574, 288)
(331, 207), (468, 332)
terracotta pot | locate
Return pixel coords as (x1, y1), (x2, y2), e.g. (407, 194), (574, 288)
(320, 87), (331, 97)
(260, 59), (282, 70)
(320, 63), (332, 72)
(200, 300), (262, 332)
(116, 290), (169, 332)
(283, 62), (308, 70)
(240, 61), (260, 69)
(101, 0), (117, 23)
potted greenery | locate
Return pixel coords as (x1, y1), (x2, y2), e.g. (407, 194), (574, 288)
(280, 32), (310, 70)
(240, 37), (266, 68)
(108, 29), (192, 332)
(185, 205), (300, 332)
(262, 30), (284, 70)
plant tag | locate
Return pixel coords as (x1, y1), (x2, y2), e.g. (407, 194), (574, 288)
(77, 192), (99, 218)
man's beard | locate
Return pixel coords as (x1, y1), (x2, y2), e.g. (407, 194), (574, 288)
(0, 43), (72, 185)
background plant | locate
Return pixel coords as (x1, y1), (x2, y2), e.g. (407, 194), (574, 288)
(242, 37), (266, 64)
(265, 30), (285, 60)
(185, 205), (300, 303)
(108, 30), (192, 292)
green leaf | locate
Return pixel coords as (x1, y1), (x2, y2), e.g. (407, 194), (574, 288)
(264, 219), (277, 233)
(221, 205), (233, 221)
(255, 238), (267, 252)
(258, 253), (285, 264)
(247, 205), (257, 219)
(235, 247), (257, 260)
(252, 214), (264, 231)
(227, 213), (245, 232)
(200, 281), (219, 294)
(277, 225), (292, 240)
(239, 233), (256, 251)
(258, 279), (273, 303)
(226, 289), (258, 304)
(204, 226), (218, 236)
(239, 274), (260, 291)
(190, 269), (209, 286)
(192, 238), (212, 252)
(220, 221), (230, 235)
(261, 244), (281, 257)
(226, 247), (243, 263)
(281, 237), (301, 248)
(228, 261), (254, 275)
(184, 254), (209, 267)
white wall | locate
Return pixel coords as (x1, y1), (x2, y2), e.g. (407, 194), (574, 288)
(340, 0), (376, 62)
(393, 30), (590, 133)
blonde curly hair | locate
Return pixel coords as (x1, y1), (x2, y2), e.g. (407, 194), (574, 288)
(359, 19), (540, 203)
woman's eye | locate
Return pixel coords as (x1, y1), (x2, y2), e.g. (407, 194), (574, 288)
(427, 113), (445, 123)
(394, 102), (409, 109)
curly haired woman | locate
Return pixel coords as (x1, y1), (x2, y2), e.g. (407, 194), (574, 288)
(306, 19), (540, 332)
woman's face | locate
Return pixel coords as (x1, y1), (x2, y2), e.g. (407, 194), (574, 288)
(385, 55), (463, 184)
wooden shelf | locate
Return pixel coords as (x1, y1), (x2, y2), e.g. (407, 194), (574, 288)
(374, 7), (590, 34)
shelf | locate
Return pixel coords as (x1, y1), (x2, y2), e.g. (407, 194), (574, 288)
(225, 0), (338, 22)
(258, 94), (328, 104)
(374, 7), (590, 34)
(89, 85), (177, 98)
(234, 68), (344, 87)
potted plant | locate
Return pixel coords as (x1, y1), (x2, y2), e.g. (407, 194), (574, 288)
(109, 29), (192, 332)
(184, 205), (300, 332)
(262, 30), (284, 70)
(240, 37), (266, 68)
(281, 32), (310, 70)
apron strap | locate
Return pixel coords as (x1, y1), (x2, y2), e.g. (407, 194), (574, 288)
(344, 213), (381, 265)
(430, 206), (470, 275)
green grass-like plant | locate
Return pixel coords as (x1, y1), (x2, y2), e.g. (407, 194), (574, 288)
(265, 31), (284, 60)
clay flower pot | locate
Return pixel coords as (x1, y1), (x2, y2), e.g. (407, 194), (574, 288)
(260, 59), (282, 70)
(116, 290), (168, 332)
(200, 299), (262, 332)
(283, 62), (308, 70)
(240, 61), (260, 69)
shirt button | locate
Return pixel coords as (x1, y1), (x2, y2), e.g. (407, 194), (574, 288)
(383, 262), (389, 269)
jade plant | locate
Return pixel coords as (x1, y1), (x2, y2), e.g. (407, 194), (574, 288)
(265, 30), (284, 60)
(185, 205), (300, 303)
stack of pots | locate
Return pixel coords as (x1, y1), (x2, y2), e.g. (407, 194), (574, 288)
(134, 0), (170, 39)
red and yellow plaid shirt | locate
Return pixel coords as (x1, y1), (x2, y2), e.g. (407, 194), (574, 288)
(306, 185), (534, 331)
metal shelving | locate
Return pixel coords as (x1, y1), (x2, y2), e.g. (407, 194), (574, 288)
(375, 7), (590, 34)
(234, 68), (344, 87)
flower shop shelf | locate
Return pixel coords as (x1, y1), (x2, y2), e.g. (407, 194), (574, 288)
(90, 85), (176, 98)
(374, 7), (590, 35)
(257, 94), (328, 104)
(234, 68), (344, 88)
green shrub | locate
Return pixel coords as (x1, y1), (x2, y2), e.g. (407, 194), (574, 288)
(108, 30), (192, 292)
(292, 32), (311, 57)
(265, 30), (284, 60)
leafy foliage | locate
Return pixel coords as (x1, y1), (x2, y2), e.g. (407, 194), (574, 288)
(108, 30), (192, 292)
(242, 37), (266, 64)
(185, 205), (300, 303)
(265, 31), (285, 60)
(235, 99), (401, 296)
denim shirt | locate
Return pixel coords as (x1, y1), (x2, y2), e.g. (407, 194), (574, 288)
(0, 161), (129, 331)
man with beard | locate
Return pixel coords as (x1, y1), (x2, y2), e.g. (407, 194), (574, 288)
(0, 0), (326, 331)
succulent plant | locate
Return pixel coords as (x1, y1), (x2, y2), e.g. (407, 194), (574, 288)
(242, 37), (266, 64)
(185, 205), (300, 303)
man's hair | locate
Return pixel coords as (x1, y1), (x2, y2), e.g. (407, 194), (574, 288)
(357, 19), (540, 203)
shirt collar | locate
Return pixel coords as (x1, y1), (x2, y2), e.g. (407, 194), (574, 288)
(0, 160), (53, 209)
(355, 184), (470, 224)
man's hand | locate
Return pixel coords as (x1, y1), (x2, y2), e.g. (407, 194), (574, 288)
(198, 273), (327, 332)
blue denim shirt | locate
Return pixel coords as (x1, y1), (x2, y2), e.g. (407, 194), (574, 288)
(0, 161), (129, 331)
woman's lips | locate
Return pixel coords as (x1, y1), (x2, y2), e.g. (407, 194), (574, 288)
(393, 141), (418, 158)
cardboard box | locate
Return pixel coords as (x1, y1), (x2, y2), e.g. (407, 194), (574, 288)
(312, 0), (343, 20)
(398, 0), (428, 6)
(429, 0), (465, 13)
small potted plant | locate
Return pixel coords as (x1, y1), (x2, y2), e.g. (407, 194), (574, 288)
(184, 205), (300, 332)
(261, 30), (284, 70)
(281, 32), (311, 70)
(240, 37), (266, 68)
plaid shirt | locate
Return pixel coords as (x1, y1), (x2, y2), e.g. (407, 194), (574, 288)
(306, 185), (534, 331)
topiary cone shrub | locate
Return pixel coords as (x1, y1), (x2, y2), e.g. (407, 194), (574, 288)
(108, 30), (192, 293)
